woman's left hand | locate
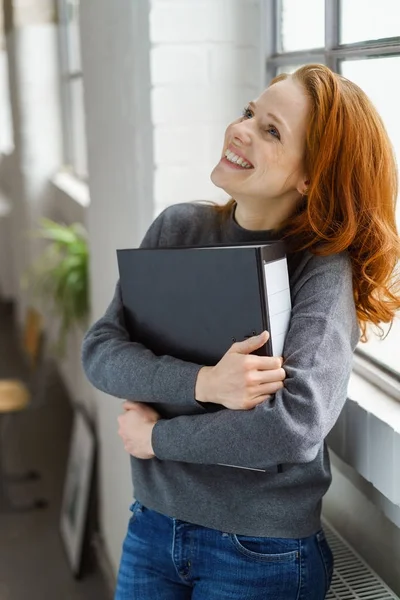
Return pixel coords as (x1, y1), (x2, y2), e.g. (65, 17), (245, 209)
(117, 402), (161, 459)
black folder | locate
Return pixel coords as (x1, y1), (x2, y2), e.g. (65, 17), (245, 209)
(117, 242), (291, 367)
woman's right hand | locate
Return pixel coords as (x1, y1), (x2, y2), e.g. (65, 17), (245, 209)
(195, 331), (285, 410)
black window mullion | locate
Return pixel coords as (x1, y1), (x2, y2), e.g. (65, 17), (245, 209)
(330, 39), (400, 61)
(274, 0), (282, 54)
(269, 49), (326, 67)
(266, 0), (279, 83)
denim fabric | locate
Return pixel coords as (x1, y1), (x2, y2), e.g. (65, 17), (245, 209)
(115, 501), (334, 600)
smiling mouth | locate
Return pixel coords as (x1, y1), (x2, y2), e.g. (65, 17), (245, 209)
(223, 149), (254, 169)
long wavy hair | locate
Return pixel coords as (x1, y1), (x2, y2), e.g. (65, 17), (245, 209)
(215, 64), (400, 342)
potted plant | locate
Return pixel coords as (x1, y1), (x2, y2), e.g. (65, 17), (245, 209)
(25, 218), (90, 355)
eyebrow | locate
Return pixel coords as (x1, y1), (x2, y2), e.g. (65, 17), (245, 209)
(249, 101), (288, 132)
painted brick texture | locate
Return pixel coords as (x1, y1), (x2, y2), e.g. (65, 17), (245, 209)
(150, 0), (263, 212)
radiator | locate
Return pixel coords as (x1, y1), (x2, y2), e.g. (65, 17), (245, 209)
(323, 521), (399, 599)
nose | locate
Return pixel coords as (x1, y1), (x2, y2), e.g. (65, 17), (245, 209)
(230, 121), (252, 147)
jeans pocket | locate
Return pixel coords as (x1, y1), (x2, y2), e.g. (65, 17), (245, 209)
(316, 529), (334, 593)
(229, 534), (300, 563)
(129, 500), (144, 520)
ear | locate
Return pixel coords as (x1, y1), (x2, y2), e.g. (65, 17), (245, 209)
(296, 177), (310, 196)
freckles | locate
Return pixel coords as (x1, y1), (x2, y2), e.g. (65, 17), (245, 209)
(275, 144), (286, 163)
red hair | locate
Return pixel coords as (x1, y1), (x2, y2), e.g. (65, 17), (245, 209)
(216, 64), (400, 342)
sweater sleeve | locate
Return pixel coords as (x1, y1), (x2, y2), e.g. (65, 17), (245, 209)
(81, 210), (204, 407)
(151, 252), (360, 469)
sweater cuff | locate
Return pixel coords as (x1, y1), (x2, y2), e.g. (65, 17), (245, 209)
(152, 420), (167, 460)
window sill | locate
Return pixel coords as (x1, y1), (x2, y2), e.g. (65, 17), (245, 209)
(51, 169), (90, 208)
(328, 370), (400, 508)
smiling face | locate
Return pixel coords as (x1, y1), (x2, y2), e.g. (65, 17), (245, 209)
(211, 77), (311, 218)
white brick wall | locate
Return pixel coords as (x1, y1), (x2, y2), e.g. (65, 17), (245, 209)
(154, 122), (227, 165)
(150, 0), (264, 212)
(151, 0), (259, 45)
(151, 46), (209, 84)
(152, 86), (258, 124)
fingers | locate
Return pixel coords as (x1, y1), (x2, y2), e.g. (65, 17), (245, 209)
(121, 401), (161, 421)
(244, 382), (284, 409)
(246, 355), (284, 370)
(241, 392), (274, 410)
(242, 379), (285, 409)
(248, 394), (272, 407)
(117, 415), (125, 439)
(250, 367), (286, 385)
(122, 401), (140, 411)
(254, 380), (284, 396)
(230, 330), (270, 355)
(118, 412), (129, 430)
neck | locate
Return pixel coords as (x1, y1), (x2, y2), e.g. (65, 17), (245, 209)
(233, 195), (300, 231)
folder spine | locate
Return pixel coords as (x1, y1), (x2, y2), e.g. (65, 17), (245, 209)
(255, 249), (273, 356)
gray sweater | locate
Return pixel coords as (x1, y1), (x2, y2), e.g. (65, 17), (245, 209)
(82, 201), (360, 538)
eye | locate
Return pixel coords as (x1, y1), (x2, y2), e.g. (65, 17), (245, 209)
(266, 126), (281, 140)
(241, 107), (281, 140)
(241, 106), (253, 120)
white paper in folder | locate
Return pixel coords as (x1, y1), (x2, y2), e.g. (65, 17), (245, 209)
(264, 258), (291, 357)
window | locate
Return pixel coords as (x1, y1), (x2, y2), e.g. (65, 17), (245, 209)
(0, 0), (13, 153)
(58, 0), (87, 179)
(340, 0), (400, 44)
(279, 0), (325, 52)
(266, 0), (400, 381)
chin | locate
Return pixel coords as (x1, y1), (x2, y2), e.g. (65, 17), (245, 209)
(210, 165), (231, 193)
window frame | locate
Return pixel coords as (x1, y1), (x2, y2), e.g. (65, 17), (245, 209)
(266, 0), (400, 394)
(57, 0), (87, 180)
(267, 0), (400, 73)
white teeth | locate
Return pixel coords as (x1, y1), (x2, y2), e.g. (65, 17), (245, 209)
(224, 149), (252, 168)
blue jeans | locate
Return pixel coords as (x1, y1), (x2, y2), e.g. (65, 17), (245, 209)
(115, 501), (334, 600)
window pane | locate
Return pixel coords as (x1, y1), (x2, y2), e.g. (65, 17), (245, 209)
(342, 57), (400, 373)
(66, 0), (81, 72)
(340, 0), (400, 44)
(362, 321), (400, 375)
(70, 78), (87, 178)
(280, 0), (325, 52)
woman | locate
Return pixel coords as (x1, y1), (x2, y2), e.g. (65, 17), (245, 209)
(82, 64), (400, 599)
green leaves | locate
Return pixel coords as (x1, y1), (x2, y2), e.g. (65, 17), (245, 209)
(25, 218), (90, 356)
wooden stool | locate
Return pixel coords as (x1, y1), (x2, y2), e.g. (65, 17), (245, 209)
(0, 380), (30, 413)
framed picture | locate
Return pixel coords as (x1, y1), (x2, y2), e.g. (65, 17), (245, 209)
(60, 406), (95, 577)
